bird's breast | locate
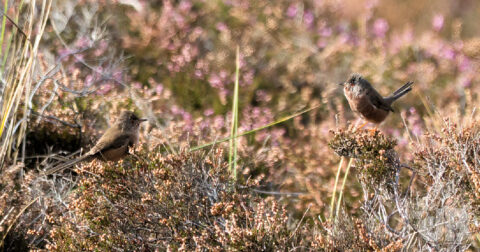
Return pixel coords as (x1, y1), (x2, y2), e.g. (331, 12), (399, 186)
(345, 91), (389, 123)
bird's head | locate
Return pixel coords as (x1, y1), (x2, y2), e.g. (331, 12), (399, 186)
(117, 111), (147, 130)
(339, 73), (371, 93)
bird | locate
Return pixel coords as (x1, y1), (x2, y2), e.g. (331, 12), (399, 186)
(42, 111), (147, 176)
(340, 73), (414, 126)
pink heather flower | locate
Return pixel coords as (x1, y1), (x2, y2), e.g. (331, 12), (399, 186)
(155, 84), (164, 94)
(203, 108), (214, 116)
(94, 66), (103, 77)
(179, 0), (192, 12)
(75, 37), (91, 48)
(304, 11), (314, 27)
(194, 69), (203, 78)
(441, 48), (455, 60)
(242, 70), (254, 86)
(317, 39), (327, 49)
(58, 48), (75, 59)
(457, 74), (473, 88)
(219, 70), (228, 80)
(73, 54), (85, 62)
(97, 82), (113, 94)
(372, 18), (389, 38)
(85, 75), (94, 87)
(432, 14), (444, 32)
(182, 112), (192, 123)
(458, 56), (472, 72)
(193, 27), (203, 35)
(286, 4), (297, 18)
(112, 70), (123, 82)
(132, 82), (142, 89)
(213, 115), (225, 129)
(208, 74), (223, 88)
(216, 22), (228, 32)
(171, 105), (181, 115)
(94, 40), (108, 57)
(319, 27), (332, 37)
(255, 90), (269, 102)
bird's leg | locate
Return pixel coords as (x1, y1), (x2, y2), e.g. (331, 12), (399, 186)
(356, 121), (368, 130)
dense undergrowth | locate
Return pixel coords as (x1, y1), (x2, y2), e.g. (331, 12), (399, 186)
(1, 0), (480, 250)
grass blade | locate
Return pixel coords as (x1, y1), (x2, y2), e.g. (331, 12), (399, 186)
(227, 46), (240, 180)
(190, 104), (321, 152)
(329, 156), (344, 221)
(334, 157), (353, 222)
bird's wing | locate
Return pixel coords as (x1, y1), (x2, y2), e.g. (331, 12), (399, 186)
(367, 88), (394, 112)
(88, 130), (132, 156)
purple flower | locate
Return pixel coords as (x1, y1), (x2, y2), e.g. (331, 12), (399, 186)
(458, 56), (472, 72)
(75, 37), (91, 48)
(194, 69), (203, 78)
(457, 74), (473, 88)
(319, 27), (332, 37)
(179, 0), (192, 12)
(97, 82), (113, 94)
(155, 84), (164, 94)
(286, 4), (297, 18)
(372, 18), (389, 38)
(203, 108), (214, 116)
(441, 48), (455, 60)
(216, 22), (228, 32)
(112, 70), (123, 82)
(219, 70), (228, 80)
(208, 74), (222, 88)
(94, 40), (108, 57)
(85, 75), (94, 87)
(304, 11), (314, 27)
(132, 82), (142, 89)
(432, 14), (444, 32)
(242, 70), (254, 86)
(316, 39), (327, 49)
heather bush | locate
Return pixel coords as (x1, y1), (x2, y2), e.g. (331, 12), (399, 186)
(327, 127), (477, 250)
(1, 0), (480, 250)
(46, 142), (316, 251)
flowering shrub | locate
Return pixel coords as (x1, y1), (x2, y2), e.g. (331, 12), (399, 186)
(46, 143), (317, 250)
(1, 0), (480, 250)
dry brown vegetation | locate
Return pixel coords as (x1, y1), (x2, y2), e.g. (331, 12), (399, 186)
(1, 0), (480, 251)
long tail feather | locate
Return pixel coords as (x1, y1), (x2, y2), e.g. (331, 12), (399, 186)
(393, 81), (414, 96)
(391, 87), (412, 101)
(384, 81), (414, 106)
(41, 155), (92, 177)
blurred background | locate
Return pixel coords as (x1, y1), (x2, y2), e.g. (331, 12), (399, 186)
(1, 0), (480, 249)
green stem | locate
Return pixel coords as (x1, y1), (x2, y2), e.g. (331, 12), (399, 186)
(334, 157), (353, 222)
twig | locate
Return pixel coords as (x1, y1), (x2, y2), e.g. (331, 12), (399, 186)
(289, 205), (310, 240)
(0, 12), (31, 43)
(0, 207), (14, 226)
(31, 112), (81, 129)
(393, 165), (438, 250)
(0, 197), (39, 248)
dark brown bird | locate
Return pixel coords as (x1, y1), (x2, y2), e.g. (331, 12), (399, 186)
(340, 73), (413, 124)
(43, 111), (147, 176)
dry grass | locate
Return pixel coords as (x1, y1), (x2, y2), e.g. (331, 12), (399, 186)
(1, 0), (480, 250)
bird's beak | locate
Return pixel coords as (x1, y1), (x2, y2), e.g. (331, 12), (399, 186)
(138, 118), (148, 122)
(338, 82), (345, 86)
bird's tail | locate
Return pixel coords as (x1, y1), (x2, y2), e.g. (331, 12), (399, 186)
(385, 81), (414, 103)
(41, 154), (92, 177)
